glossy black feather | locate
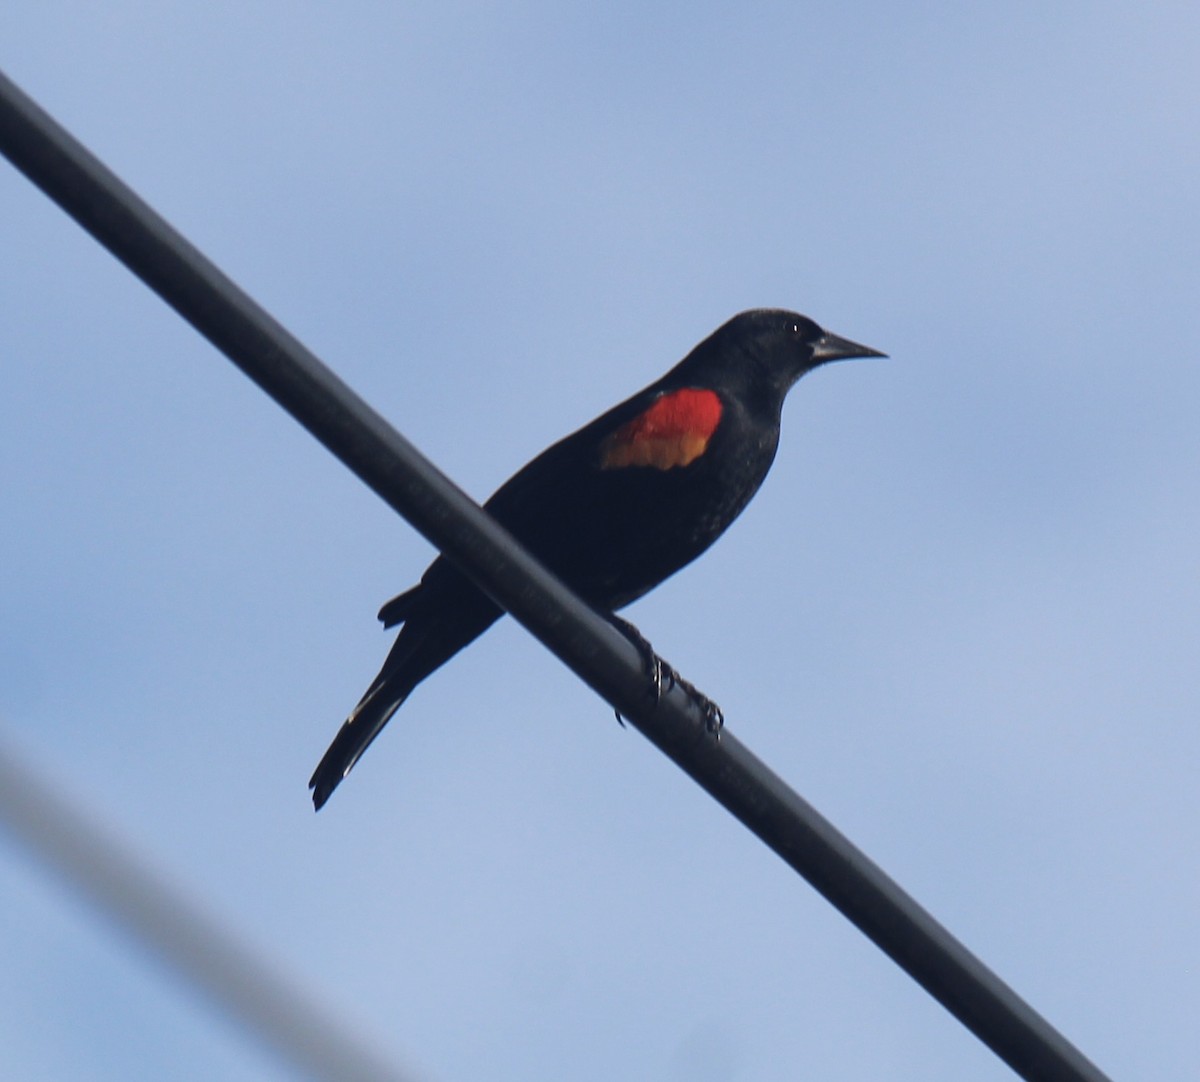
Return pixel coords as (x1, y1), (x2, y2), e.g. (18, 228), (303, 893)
(310, 309), (883, 808)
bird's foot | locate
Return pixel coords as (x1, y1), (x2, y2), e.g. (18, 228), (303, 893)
(607, 616), (722, 737)
(668, 668), (724, 737)
(608, 615), (666, 726)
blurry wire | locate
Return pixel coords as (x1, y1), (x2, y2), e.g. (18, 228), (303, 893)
(0, 741), (417, 1082)
(0, 68), (1112, 1082)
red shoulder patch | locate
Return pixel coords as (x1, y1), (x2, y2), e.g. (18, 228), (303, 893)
(600, 388), (723, 471)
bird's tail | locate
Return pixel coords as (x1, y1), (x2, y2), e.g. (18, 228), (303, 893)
(310, 571), (502, 810)
(309, 673), (414, 811)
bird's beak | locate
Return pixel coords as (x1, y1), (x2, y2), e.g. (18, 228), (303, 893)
(812, 331), (887, 365)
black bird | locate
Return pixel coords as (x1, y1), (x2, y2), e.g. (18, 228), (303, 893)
(311, 309), (883, 808)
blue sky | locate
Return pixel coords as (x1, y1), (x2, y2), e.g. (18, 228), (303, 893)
(2, 3), (1197, 1079)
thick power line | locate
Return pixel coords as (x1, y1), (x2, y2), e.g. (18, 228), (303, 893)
(0, 68), (1111, 1082)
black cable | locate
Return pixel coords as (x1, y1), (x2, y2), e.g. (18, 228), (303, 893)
(0, 69), (1112, 1082)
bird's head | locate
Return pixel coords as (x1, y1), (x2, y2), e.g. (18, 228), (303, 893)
(716, 309), (886, 395)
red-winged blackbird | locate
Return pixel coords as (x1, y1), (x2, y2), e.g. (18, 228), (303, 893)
(310, 309), (883, 808)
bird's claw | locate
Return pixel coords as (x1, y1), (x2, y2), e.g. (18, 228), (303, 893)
(646, 650), (666, 705)
(608, 616), (722, 738)
(671, 669), (724, 738)
(609, 616), (663, 726)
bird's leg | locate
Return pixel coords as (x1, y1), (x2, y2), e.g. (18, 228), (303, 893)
(606, 615), (723, 737)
